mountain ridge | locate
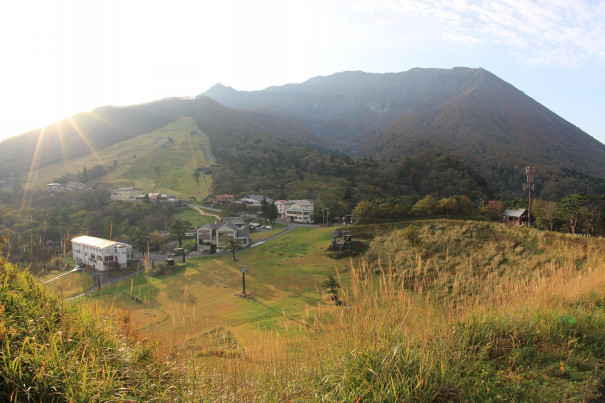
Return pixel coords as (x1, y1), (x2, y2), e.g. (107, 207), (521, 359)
(1, 67), (604, 200)
(199, 67), (605, 198)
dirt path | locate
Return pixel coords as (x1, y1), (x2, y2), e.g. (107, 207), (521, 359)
(188, 204), (221, 221)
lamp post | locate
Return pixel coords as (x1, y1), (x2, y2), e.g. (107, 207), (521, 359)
(238, 265), (249, 294)
(322, 208), (330, 226)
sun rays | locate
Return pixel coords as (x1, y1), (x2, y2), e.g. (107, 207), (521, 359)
(20, 112), (126, 210)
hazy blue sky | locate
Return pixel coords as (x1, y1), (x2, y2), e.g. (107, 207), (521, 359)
(1, 0), (604, 144)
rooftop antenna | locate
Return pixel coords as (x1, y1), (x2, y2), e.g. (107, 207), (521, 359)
(523, 166), (535, 227)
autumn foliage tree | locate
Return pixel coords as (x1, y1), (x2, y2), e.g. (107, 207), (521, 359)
(482, 200), (505, 221)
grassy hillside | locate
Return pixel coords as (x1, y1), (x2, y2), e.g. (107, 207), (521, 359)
(4, 222), (605, 400)
(28, 117), (213, 199)
(89, 222), (605, 400)
(90, 226), (341, 347)
(314, 222), (605, 401)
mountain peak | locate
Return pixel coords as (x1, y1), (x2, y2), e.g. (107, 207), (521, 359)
(199, 83), (237, 98)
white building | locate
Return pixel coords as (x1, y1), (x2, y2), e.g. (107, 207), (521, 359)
(285, 200), (315, 224)
(240, 194), (274, 207)
(110, 187), (142, 201)
(71, 236), (132, 271)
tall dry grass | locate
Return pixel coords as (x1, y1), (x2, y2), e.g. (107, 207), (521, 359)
(186, 223), (605, 401)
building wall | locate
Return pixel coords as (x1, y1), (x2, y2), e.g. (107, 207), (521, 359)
(72, 240), (132, 271)
(286, 204), (314, 223)
(110, 188), (141, 201)
(198, 229), (213, 243)
(217, 230), (235, 246)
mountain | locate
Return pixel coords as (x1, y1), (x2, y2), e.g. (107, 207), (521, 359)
(0, 97), (331, 183)
(1, 67), (603, 201)
(200, 67), (605, 198)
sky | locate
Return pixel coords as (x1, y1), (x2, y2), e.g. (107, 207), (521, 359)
(1, 0), (604, 144)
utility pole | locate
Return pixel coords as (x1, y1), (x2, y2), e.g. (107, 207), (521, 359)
(238, 265), (249, 294)
(523, 166), (535, 227)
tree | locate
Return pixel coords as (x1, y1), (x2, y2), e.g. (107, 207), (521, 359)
(130, 226), (150, 256)
(322, 274), (341, 305)
(221, 202), (241, 217)
(482, 200), (505, 221)
(225, 239), (241, 261)
(452, 195), (476, 218)
(168, 218), (191, 248)
(352, 200), (374, 224)
(260, 198), (269, 222)
(582, 195), (603, 236)
(412, 195), (438, 217)
(557, 193), (588, 234)
(266, 202), (278, 223)
(438, 197), (455, 218)
(533, 200), (558, 231)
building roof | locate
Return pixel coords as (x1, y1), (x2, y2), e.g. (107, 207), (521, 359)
(290, 199), (314, 206)
(112, 187), (141, 192)
(218, 222), (239, 231)
(223, 217), (245, 225)
(237, 229), (251, 238)
(71, 236), (129, 249)
(243, 194), (274, 203)
(200, 223), (221, 230)
(502, 208), (527, 218)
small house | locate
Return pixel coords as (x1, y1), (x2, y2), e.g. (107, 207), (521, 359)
(501, 208), (530, 226)
(210, 194), (235, 207)
(196, 220), (251, 254)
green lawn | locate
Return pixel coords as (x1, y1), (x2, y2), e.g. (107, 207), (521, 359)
(175, 207), (218, 227)
(89, 226), (344, 347)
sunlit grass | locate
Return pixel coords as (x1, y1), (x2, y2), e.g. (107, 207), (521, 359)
(89, 226), (339, 347)
(3, 222), (605, 400)
(26, 118), (213, 199)
(183, 222), (605, 400)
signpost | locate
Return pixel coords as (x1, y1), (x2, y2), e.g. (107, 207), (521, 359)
(238, 265), (249, 294)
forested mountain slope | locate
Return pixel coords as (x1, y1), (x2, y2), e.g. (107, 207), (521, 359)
(202, 67), (605, 198)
